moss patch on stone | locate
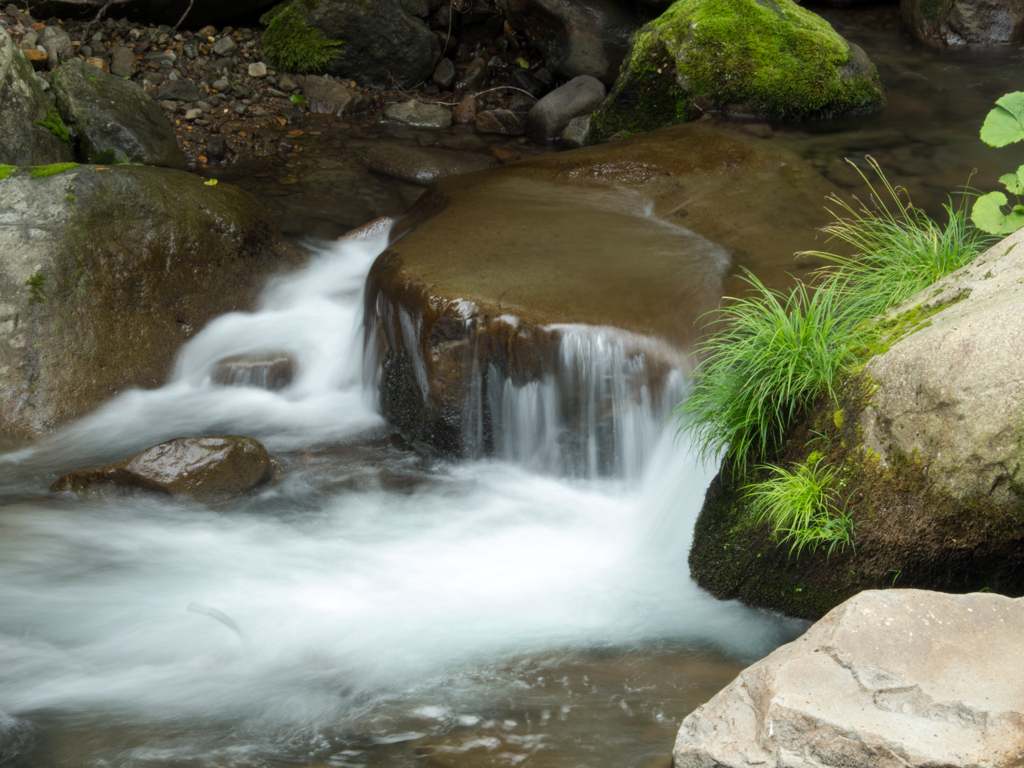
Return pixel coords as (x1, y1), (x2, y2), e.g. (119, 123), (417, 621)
(0, 164), (16, 181)
(260, 1), (341, 74)
(34, 107), (71, 147)
(29, 163), (81, 179)
(689, 369), (1024, 620)
(589, 0), (885, 143)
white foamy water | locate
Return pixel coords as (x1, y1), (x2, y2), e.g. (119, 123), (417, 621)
(0, 221), (803, 765)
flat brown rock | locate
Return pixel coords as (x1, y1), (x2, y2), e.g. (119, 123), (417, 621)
(52, 436), (281, 502)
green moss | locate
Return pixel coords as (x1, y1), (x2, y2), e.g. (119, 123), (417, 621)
(852, 294), (965, 363)
(35, 107), (72, 147)
(919, 0), (945, 22)
(88, 147), (129, 165)
(590, 0), (884, 144)
(260, 2), (341, 73)
(0, 164), (16, 181)
(25, 271), (47, 304)
(29, 163), (81, 179)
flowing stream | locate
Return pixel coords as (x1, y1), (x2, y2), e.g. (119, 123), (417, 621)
(0, 223), (803, 768)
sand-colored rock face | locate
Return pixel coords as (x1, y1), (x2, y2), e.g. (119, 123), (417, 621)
(674, 589), (1024, 768)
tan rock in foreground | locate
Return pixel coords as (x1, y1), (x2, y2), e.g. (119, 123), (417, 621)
(674, 589), (1024, 768)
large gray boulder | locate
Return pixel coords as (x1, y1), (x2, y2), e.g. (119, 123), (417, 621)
(901, 0), (1024, 47)
(262, 0), (441, 88)
(674, 589), (1024, 768)
(52, 58), (186, 169)
(52, 436), (282, 502)
(0, 27), (75, 167)
(526, 75), (606, 143)
(0, 165), (304, 439)
(861, 226), (1024, 503)
(498, 0), (647, 85)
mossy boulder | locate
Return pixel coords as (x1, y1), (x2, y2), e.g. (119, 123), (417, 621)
(588, 0), (886, 144)
(0, 165), (305, 439)
(0, 26), (75, 167)
(261, 0), (440, 88)
(51, 58), (186, 169)
(51, 435), (282, 502)
(687, 230), (1024, 621)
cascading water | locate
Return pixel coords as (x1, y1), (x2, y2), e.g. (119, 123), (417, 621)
(0, 221), (804, 768)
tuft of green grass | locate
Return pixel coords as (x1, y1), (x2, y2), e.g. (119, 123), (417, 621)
(745, 452), (856, 558)
(674, 272), (862, 477)
(801, 156), (995, 319)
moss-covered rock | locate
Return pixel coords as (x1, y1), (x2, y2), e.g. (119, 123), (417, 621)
(0, 165), (305, 439)
(588, 0), (886, 144)
(262, 0), (440, 87)
(51, 58), (185, 169)
(688, 234), (1024, 619)
(0, 26), (75, 167)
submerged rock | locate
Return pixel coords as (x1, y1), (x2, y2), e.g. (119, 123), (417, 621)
(211, 353), (296, 391)
(0, 165), (304, 439)
(351, 141), (497, 185)
(52, 436), (282, 502)
(365, 123), (834, 459)
(674, 589), (1024, 768)
(0, 28), (75, 166)
(52, 58), (185, 168)
(901, 0), (1024, 47)
(588, 0), (886, 144)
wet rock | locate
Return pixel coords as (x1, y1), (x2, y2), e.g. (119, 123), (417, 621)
(205, 136), (228, 161)
(267, 0), (440, 89)
(510, 68), (547, 98)
(156, 79), (206, 102)
(277, 72), (299, 92)
(526, 74), (605, 143)
(475, 108), (524, 135)
(433, 56), (456, 90)
(452, 95), (477, 124)
(302, 74), (366, 117)
(211, 353), (296, 390)
(23, 48), (46, 70)
(674, 590), (1024, 768)
(384, 99), (453, 129)
(589, 0), (885, 143)
(454, 55), (488, 92)
(0, 31), (75, 166)
(901, 0), (1024, 46)
(353, 141), (497, 185)
(52, 58), (185, 168)
(52, 435), (281, 502)
(0, 710), (33, 768)
(499, 0), (644, 84)
(0, 165), (304, 438)
(85, 56), (110, 73)
(40, 27), (72, 70)
(561, 114), (590, 148)
(366, 123), (834, 455)
(212, 35), (238, 56)
(110, 45), (139, 77)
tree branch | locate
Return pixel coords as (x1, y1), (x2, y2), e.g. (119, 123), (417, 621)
(170, 0), (192, 32)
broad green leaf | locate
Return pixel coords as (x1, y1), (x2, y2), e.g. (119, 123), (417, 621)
(999, 172), (1022, 194)
(980, 93), (1024, 147)
(972, 191), (1024, 234)
(995, 91), (1024, 122)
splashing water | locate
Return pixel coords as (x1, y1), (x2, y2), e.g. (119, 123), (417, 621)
(0, 219), (803, 767)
